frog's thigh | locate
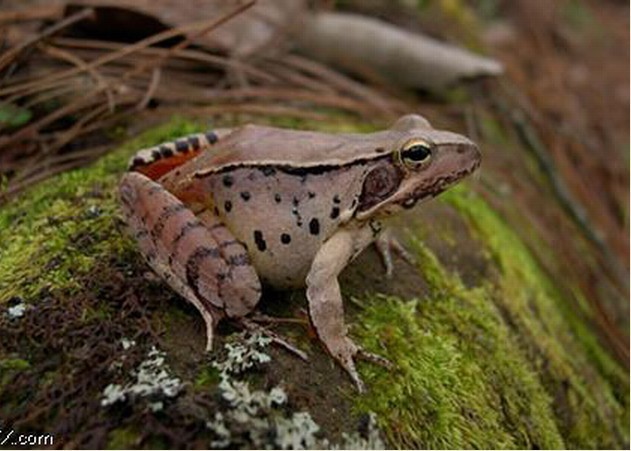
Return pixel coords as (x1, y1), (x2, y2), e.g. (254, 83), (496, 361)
(195, 209), (261, 317)
(305, 227), (374, 391)
(119, 172), (261, 349)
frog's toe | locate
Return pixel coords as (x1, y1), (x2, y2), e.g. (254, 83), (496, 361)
(375, 230), (416, 277)
(239, 317), (309, 361)
(327, 338), (369, 392)
(338, 352), (365, 393)
(357, 347), (393, 369)
(201, 307), (216, 351)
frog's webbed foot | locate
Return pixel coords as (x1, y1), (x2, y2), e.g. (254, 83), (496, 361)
(374, 229), (416, 278)
(319, 337), (390, 393)
(119, 172), (261, 352)
(306, 228), (390, 393)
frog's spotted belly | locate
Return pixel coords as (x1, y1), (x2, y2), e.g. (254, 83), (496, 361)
(205, 166), (365, 288)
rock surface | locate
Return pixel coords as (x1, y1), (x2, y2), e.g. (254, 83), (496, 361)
(0, 117), (627, 449)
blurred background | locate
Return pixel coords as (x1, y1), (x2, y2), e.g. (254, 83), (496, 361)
(0, 0), (628, 448)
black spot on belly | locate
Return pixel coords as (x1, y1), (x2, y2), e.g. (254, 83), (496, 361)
(309, 218), (320, 235)
(280, 233), (291, 244)
(224, 200), (232, 212)
(254, 230), (267, 251)
(223, 175), (234, 187)
(240, 191), (251, 201)
(261, 167), (276, 177)
(330, 207), (340, 219)
(292, 207), (303, 227)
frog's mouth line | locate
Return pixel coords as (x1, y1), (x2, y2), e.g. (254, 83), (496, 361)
(402, 158), (481, 209)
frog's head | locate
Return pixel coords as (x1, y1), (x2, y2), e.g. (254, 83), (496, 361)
(355, 115), (481, 220)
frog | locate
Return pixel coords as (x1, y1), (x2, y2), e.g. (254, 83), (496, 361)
(118, 114), (480, 391)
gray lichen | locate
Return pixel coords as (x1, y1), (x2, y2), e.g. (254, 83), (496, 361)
(206, 332), (385, 449)
(6, 301), (27, 319)
(213, 332), (273, 375)
(101, 345), (182, 409)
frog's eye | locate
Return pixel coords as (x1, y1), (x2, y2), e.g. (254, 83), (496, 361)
(398, 140), (432, 169)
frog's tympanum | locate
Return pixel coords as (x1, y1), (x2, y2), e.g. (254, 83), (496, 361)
(119, 114), (481, 391)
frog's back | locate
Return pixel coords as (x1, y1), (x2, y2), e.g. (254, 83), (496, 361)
(197, 124), (396, 171)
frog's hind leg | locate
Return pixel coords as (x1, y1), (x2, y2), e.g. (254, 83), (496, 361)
(119, 171), (261, 350)
(128, 128), (233, 181)
(192, 209), (308, 361)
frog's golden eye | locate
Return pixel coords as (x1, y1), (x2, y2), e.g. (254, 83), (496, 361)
(398, 140), (432, 169)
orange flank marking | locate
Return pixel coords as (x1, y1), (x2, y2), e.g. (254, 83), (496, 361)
(135, 150), (202, 180)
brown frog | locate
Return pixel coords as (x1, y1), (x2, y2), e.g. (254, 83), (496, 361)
(119, 114), (481, 391)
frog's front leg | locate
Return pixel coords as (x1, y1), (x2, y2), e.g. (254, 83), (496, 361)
(119, 172), (261, 350)
(306, 226), (388, 392)
(374, 229), (416, 278)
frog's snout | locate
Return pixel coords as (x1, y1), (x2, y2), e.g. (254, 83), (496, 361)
(454, 140), (481, 175)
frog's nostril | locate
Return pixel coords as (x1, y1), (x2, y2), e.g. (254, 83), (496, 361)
(457, 144), (476, 154)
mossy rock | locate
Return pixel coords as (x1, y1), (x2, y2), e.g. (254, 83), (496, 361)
(0, 117), (627, 449)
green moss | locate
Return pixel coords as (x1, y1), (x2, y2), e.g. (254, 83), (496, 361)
(106, 426), (141, 449)
(354, 245), (563, 448)
(443, 187), (627, 383)
(353, 184), (627, 448)
(195, 365), (221, 389)
(0, 118), (208, 304)
(0, 358), (31, 389)
(0, 358), (30, 370)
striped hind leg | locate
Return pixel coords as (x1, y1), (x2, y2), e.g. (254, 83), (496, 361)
(127, 128), (234, 181)
(119, 171), (261, 350)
